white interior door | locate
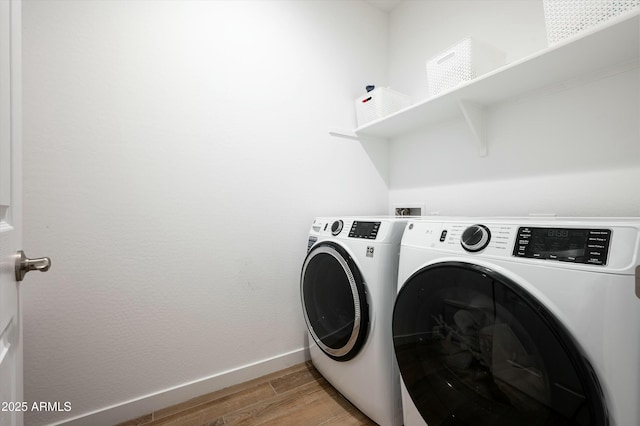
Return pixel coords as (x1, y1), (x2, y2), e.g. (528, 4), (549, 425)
(0, 1), (22, 425)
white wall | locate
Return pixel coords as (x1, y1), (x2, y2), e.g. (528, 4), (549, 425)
(21, 1), (388, 424)
(387, 0), (640, 217)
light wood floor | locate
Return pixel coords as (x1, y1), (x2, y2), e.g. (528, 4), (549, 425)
(118, 362), (377, 426)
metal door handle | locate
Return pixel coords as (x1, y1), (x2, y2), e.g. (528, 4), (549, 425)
(15, 250), (51, 282)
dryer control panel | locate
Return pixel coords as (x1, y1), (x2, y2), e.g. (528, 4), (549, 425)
(513, 227), (611, 266)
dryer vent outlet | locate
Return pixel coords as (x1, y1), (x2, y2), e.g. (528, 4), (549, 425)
(395, 206), (422, 217)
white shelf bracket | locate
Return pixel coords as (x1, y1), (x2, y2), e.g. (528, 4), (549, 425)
(328, 128), (359, 140)
(458, 100), (488, 157)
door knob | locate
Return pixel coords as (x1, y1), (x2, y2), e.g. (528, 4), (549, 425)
(15, 250), (51, 282)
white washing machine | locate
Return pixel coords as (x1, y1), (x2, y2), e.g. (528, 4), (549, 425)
(392, 217), (640, 426)
(300, 217), (405, 426)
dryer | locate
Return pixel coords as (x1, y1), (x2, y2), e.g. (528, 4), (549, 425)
(393, 217), (640, 426)
(301, 217), (405, 426)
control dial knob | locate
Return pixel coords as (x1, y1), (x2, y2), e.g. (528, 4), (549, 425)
(461, 224), (491, 252)
(331, 220), (344, 236)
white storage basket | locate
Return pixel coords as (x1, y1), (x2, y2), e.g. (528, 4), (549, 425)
(355, 87), (411, 127)
(426, 37), (505, 98)
(543, 0), (640, 44)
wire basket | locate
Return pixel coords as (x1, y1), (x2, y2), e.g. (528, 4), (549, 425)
(543, 0), (640, 44)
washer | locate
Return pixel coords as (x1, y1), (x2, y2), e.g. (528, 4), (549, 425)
(301, 217), (406, 426)
(392, 217), (640, 426)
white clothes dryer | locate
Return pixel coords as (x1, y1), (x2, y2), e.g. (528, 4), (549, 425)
(301, 217), (406, 426)
(393, 217), (640, 426)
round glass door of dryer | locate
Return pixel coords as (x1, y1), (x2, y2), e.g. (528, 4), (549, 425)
(392, 261), (607, 426)
(301, 242), (369, 361)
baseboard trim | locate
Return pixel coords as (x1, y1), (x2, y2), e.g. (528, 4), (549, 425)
(50, 347), (309, 426)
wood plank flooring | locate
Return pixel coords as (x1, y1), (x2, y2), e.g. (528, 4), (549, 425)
(118, 362), (377, 426)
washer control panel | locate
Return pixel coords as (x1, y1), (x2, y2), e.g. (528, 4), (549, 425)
(403, 219), (637, 271)
(513, 227), (611, 266)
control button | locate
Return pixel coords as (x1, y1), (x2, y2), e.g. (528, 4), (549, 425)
(439, 230), (448, 242)
(331, 220), (343, 236)
(588, 237), (608, 243)
(461, 224), (491, 252)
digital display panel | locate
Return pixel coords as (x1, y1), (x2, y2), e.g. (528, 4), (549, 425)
(513, 227), (611, 265)
(349, 221), (381, 239)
